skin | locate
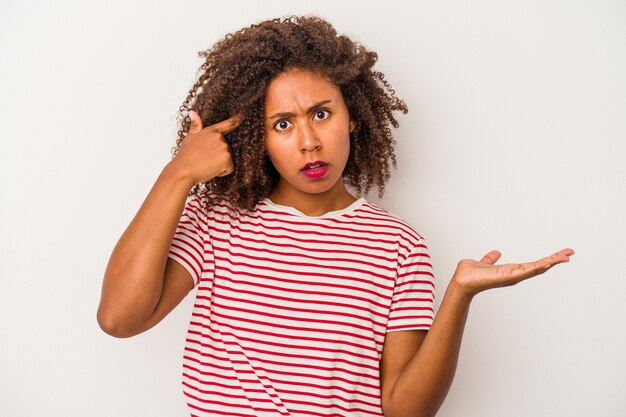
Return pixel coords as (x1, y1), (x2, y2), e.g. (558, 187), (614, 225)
(98, 66), (575, 417)
(379, 248), (574, 417)
(263, 68), (357, 216)
(97, 115), (241, 337)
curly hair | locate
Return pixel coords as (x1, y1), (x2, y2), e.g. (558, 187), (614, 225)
(172, 15), (408, 212)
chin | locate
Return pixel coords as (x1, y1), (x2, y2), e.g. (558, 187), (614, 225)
(302, 178), (343, 194)
(298, 184), (334, 195)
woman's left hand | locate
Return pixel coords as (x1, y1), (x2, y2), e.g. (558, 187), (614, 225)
(451, 248), (575, 299)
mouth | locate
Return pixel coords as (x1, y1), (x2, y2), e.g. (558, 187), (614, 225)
(301, 160), (329, 180)
(301, 160), (328, 171)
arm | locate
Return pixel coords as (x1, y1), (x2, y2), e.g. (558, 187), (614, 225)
(381, 248), (574, 417)
(97, 165), (197, 337)
(97, 111), (242, 338)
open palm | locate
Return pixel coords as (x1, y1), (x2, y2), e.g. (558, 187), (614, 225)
(452, 248), (575, 298)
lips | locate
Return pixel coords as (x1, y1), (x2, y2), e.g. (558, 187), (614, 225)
(301, 160), (328, 171)
(301, 162), (329, 180)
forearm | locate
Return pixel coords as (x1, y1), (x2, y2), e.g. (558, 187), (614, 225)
(97, 162), (195, 335)
(386, 281), (472, 417)
(384, 247), (574, 417)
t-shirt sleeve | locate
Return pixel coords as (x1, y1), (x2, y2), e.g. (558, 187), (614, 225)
(386, 240), (436, 332)
(167, 193), (209, 288)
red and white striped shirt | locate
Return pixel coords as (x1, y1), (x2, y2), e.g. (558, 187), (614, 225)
(167, 192), (435, 417)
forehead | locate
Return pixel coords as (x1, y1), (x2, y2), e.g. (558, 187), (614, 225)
(264, 69), (342, 114)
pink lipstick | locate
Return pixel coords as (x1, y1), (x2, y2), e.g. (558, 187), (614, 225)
(301, 161), (329, 179)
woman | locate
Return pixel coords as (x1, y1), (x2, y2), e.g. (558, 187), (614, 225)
(97, 15), (573, 417)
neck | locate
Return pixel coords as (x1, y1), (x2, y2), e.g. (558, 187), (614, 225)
(269, 179), (357, 217)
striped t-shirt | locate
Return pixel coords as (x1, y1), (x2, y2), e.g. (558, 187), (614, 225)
(167, 192), (435, 417)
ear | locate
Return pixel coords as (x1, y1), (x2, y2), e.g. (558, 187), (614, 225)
(349, 119), (356, 133)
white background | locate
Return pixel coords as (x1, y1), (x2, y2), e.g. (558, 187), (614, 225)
(1, 1), (624, 416)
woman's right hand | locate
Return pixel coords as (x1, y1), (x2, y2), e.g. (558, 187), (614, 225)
(168, 110), (244, 184)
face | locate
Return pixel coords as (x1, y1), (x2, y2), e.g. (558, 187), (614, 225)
(263, 68), (356, 202)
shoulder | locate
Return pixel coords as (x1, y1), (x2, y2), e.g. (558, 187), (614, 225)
(359, 200), (426, 243)
(357, 200), (431, 265)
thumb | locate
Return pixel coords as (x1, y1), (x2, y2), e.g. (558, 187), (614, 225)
(188, 110), (203, 133)
(480, 250), (502, 265)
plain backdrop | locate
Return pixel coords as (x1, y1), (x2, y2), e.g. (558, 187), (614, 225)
(1, 1), (624, 416)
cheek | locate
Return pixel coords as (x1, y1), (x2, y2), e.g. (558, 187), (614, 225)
(339, 130), (351, 158)
(263, 136), (277, 159)
(264, 139), (288, 171)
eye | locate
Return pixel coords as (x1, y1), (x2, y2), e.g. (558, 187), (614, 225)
(274, 120), (292, 131)
(313, 109), (330, 121)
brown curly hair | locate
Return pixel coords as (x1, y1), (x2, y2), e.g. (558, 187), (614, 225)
(172, 15), (408, 211)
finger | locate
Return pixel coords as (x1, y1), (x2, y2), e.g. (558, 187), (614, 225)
(502, 249), (574, 278)
(480, 250), (502, 265)
(501, 256), (564, 282)
(216, 168), (234, 177)
(188, 110), (204, 133)
(216, 162), (235, 177)
(210, 114), (244, 134)
(535, 248), (575, 268)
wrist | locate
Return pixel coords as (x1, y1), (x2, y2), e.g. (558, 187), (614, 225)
(448, 277), (476, 305)
(162, 161), (197, 189)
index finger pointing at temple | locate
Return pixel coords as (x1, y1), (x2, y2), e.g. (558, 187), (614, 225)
(210, 114), (245, 134)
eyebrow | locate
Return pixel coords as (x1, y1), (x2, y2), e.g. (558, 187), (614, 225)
(267, 100), (333, 120)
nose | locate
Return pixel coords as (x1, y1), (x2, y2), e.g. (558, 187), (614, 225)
(298, 122), (321, 152)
